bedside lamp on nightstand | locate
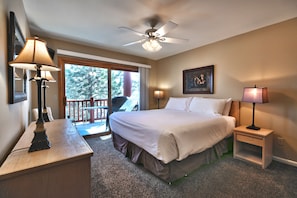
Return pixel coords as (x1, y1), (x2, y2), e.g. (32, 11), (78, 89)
(154, 90), (164, 109)
(242, 85), (269, 130)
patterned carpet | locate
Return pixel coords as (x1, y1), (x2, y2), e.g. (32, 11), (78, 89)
(86, 136), (297, 198)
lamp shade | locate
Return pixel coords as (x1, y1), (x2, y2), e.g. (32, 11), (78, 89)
(14, 71), (21, 80)
(242, 87), (269, 104)
(41, 71), (56, 82)
(154, 90), (164, 99)
(34, 71), (56, 82)
(9, 37), (59, 71)
(142, 39), (162, 52)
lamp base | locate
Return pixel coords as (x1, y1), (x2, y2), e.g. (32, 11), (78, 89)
(42, 112), (50, 122)
(246, 125), (261, 130)
(29, 130), (51, 152)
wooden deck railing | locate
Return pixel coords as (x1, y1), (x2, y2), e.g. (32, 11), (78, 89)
(66, 97), (108, 123)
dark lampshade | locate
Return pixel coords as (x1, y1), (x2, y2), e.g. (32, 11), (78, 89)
(242, 85), (269, 130)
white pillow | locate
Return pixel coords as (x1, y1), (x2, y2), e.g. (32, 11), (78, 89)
(165, 97), (192, 111)
(188, 97), (226, 115)
(222, 98), (232, 116)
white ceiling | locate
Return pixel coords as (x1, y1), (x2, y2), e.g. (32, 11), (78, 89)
(23, 0), (297, 60)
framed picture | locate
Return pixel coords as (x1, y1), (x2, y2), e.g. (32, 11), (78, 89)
(8, 11), (27, 103)
(183, 65), (214, 94)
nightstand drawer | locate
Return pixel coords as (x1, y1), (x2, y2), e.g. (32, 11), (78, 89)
(236, 133), (263, 146)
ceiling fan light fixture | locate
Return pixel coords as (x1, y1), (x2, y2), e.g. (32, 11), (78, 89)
(142, 39), (162, 52)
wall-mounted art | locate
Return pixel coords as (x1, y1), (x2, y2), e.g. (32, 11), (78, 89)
(7, 11), (27, 103)
(183, 65), (214, 94)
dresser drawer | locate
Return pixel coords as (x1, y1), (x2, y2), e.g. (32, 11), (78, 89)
(236, 133), (263, 146)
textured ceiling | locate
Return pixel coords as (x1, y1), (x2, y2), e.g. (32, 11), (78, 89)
(23, 0), (297, 60)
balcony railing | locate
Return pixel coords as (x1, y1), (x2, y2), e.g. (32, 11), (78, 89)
(66, 97), (108, 123)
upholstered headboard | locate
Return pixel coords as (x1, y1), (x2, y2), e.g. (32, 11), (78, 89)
(230, 101), (240, 126)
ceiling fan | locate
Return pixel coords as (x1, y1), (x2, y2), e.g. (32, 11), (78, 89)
(120, 15), (187, 52)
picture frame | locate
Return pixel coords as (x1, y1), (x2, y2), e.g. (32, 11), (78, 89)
(183, 65), (214, 94)
(7, 11), (27, 103)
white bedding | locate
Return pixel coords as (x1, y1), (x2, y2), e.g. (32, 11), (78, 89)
(110, 109), (235, 164)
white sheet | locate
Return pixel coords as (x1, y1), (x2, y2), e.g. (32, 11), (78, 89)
(110, 109), (235, 164)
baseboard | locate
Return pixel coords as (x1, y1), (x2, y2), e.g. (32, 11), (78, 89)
(273, 156), (297, 167)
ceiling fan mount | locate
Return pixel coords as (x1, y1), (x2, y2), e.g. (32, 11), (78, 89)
(144, 15), (163, 39)
(144, 15), (162, 29)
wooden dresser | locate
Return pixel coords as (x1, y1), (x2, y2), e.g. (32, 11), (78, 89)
(0, 119), (93, 198)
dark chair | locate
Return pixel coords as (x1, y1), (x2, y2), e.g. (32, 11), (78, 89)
(106, 96), (128, 128)
(111, 96), (128, 113)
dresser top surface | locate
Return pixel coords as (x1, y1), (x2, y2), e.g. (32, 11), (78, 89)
(234, 125), (273, 136)
(0, 119), (93, 179)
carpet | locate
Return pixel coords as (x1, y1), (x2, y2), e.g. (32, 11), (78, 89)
(86, 136), (297, 198)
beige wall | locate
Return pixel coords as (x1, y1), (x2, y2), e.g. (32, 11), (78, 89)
(157, 18), (297, 162)
(0, 0), (31, 164)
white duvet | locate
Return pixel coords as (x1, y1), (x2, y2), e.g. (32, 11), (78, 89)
(109, 109), (235, 164)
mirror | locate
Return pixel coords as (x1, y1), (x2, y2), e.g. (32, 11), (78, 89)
(8, 11), (27, 103)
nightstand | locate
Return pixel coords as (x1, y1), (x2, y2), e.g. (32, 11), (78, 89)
(233, 126), (273, 168)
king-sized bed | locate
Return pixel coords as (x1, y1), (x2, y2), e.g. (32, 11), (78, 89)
(109, 97), (239, 183)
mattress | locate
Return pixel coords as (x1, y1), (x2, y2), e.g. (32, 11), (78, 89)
(109, 109), (235, 164)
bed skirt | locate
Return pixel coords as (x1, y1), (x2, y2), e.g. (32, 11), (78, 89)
(112, 132), (232, 183)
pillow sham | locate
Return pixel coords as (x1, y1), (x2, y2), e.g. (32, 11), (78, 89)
(188, 97), (226, 115)
(165, 97), (192, 111)
(222, 98), (232, 116)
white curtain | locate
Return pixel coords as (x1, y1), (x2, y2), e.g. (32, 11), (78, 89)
(139, 67), (149, 110)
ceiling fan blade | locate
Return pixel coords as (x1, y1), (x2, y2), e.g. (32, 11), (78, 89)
(159, 37), (188, 44)
(123, 39), (146, 46)
(119, 27), (146, 37)
(155, 21), (177, 37)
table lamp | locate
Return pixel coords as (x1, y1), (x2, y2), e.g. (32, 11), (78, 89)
(154, 90), (164, 109)
(9, 36), (60, 152)
(242, 85), (269, 130)
(32, 71), (56, 122)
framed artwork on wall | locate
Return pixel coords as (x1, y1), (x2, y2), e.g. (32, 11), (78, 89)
(7, 11), (27, 103)
(183, 65), (214, 94)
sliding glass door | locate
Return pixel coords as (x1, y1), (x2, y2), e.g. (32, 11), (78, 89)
(58, 57), (139, 136)
(111, 69), (139, 111)
(64, 64), (109, 136)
